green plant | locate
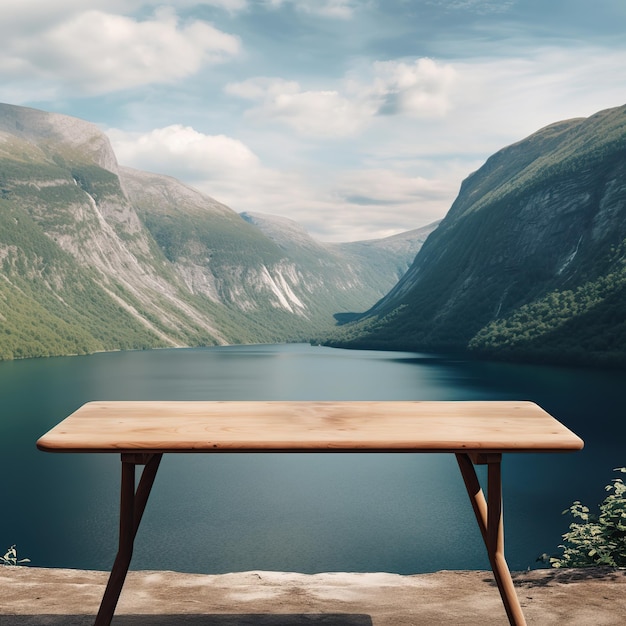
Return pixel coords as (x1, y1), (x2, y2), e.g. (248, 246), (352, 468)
(0, 545), (30, 566)
(551, 467), (626, 568)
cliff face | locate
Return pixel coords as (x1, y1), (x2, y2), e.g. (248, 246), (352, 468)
(327, 104), (626, 367)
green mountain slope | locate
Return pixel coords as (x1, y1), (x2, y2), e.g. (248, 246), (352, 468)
(325, 104), (626, 368)
(0, 197), (164, 359)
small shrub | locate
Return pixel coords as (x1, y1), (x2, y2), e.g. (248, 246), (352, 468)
(551, 467), (626, 568)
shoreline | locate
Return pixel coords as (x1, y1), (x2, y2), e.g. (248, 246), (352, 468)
(1, 565), (625, 624)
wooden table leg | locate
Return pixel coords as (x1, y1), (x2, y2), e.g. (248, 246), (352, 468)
(94, 453), (162, 626)
(456, 452), (527, 626)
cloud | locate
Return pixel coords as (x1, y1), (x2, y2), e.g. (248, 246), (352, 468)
(224, 58), (457, 139)
(0, 7), (240, 95)
(108, 125), (260, 181)
(226, 77), (377, 137)
(373, 58), (458, 118)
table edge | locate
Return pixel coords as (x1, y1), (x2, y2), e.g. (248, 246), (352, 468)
(36, 399), (585, 454)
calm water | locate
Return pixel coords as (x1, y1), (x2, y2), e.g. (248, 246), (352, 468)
(1, 343), (625, 575)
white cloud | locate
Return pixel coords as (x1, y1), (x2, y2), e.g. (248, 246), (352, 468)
(373, 58), (458, 118)
(0, 8), (240, 95)
(226, 77), (376, 137)
(109, 125), (260, 180)
(259, 89), (371, 137)
(224, 58), (459, 139)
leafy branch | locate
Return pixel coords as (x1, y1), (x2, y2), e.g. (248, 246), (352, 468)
(551, 467), (626, 568)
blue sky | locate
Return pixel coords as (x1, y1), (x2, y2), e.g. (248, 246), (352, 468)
(2, 0), (626, 241)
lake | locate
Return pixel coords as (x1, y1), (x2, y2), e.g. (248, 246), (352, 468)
(1, 343), (624, 575)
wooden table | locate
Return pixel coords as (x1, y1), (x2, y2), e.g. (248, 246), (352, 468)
(37, 400), (583, 626)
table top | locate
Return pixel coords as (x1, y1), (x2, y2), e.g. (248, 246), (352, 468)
(36, 400), (584, 454)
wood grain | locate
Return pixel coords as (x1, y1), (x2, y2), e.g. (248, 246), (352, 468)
(36, 401), (584, 454)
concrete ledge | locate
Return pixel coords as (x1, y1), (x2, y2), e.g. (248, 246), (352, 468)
(1, 566), (625, 625)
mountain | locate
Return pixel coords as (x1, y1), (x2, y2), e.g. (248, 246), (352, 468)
(0, 102), (435, 360)
(240, 211), (437, 323)
(324, 104), (626, 368)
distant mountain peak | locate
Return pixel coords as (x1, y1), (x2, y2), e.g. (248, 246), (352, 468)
(0, 102), (119, 174)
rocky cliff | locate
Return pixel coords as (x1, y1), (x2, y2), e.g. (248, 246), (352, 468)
(325, 104), (626, 367)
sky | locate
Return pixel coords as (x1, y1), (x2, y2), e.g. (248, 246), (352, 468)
(2, 1), (626, 242)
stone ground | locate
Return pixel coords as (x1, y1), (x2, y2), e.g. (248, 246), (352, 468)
(1, 566), (625, 625)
